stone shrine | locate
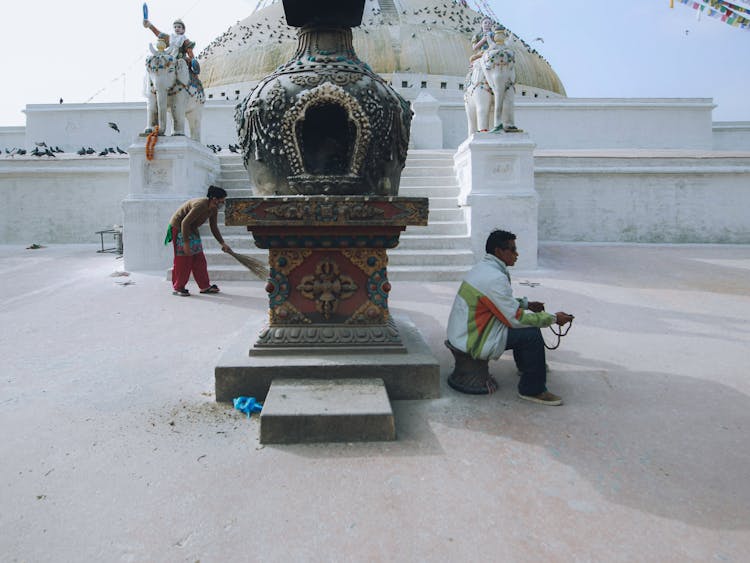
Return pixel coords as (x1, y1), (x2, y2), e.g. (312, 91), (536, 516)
(214, 0), (440, 443)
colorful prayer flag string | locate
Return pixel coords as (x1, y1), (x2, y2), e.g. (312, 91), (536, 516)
(676, 0), (750, 29)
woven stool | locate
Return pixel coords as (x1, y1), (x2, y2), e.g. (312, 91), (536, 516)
(444, 340), (497, 395)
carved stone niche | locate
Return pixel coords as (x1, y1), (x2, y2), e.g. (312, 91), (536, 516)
(235, 14), (412, 196)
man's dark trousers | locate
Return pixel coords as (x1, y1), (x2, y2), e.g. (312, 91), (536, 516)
(505, 327), (547, 396)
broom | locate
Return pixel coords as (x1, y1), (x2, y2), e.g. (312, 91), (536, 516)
(225, 249), (270, 280)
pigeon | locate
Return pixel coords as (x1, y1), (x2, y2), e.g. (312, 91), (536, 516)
(86, 147), (95, 155)
(108, 122), (120, 133)
(59, 98), (63, 104)
(53, 146), (63, 153)
(77, 147), (87, 155)
(107, 147), (116, 154)
(228, 144), (238, 153)
(98, 149), (109, 156)
(35, 141), (47, 148)
(116, 146), (127, 154)
(44, 148), (56, 157)
(17, 149), (26, 155)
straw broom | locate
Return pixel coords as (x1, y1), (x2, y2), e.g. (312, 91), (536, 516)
(225, 249), (270, 280)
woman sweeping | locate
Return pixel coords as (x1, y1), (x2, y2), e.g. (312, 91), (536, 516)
(165, 185), (231, 296)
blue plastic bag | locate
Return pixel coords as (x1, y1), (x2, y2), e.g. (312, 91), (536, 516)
(233, 396), (263, 417)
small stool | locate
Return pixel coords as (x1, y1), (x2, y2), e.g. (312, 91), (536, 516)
(444, 340), (497, 395)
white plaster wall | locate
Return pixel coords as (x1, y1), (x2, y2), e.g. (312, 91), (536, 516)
(535, 152), (750, 243)
(20, 97), (718, 154)
(0, 157), (129, 243)
(712, 122), (750, 151)
(0, 127), (26, 150)
(202, 101), (240, 147)
(24, 103), (147, 155)
(439, 98), (716, 150)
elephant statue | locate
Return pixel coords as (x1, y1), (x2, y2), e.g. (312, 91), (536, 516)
(144, 42), (205, 141)
(464, 28), (520, 136)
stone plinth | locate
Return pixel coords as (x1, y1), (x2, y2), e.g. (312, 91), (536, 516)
(259, 378), (395, 444)
(214, 314), (440, 402)
(454, 132), (538, 269)
(122, 136), (219, 271)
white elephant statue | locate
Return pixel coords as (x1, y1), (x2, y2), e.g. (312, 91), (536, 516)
(464, 29), (521, 135)
(144, 42), (205, 141)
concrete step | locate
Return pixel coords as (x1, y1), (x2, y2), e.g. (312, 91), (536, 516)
(387, 265), (470, 281)
(197, 233), (474, 251)
(408, 221), (467, 236)
(398, 186), (460, 198)
(220, 162), (246, 170)
(259, 379), (395, 444)
(208, 148), (468, 280)
(399, 175), (457, 187)
(401, 166), (455, 177)
(398, 234), (472, 250)
(387, 249), (474, 266)
(220, 169), (250, 180)
(185, 264), (469, 282)
(200, 247), (473, 267)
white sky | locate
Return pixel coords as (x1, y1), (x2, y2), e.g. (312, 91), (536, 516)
(0, 0), (747, 126)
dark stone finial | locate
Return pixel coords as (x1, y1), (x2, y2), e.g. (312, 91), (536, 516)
(282, 0), (364, 28)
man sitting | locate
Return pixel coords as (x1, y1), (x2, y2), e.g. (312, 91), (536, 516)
(446, 229), (574, 405)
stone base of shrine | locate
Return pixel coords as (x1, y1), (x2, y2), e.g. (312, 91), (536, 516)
(214, 314), (440, 402)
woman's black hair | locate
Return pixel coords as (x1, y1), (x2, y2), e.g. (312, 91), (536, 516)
(206, 185), (227, 200)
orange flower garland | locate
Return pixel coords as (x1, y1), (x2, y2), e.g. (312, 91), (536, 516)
(145, 125), (159, 160)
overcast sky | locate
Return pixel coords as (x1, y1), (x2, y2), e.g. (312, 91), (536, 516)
(0, 0), (747, 126)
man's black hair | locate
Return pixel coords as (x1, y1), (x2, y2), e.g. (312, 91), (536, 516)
(485, 229), (516, 255)
(207, 185), (227, 200)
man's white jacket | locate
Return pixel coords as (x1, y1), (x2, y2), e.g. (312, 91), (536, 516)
(447, 253), (555, 360)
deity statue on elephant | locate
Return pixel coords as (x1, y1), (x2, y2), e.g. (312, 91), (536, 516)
(464, 19), (521, 135)
(142, 17), (205, 140)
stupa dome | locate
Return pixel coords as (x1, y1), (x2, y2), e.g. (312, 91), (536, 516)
(198, 0), (566, 100)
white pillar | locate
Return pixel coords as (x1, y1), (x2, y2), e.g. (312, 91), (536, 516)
(454, 132), (538, 269)
(410, 92), (443, 150)
(122, 136), (220, 271)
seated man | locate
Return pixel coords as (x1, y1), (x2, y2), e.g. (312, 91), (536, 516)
(446, 229), (574, 405)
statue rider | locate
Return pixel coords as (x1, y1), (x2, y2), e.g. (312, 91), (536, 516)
(143, 17), (200, 75)
(467, 18), (520, 133)
(470, 18), (500, 63)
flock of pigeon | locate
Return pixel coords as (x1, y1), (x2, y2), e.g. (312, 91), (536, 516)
(1, 143), (129, 158)
(1, 121), (129, 159)
(207, 144), (241, 154)
(198, 1), (549, 66)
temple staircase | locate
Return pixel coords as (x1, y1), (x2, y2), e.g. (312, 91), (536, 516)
(197, 149), (474, 282)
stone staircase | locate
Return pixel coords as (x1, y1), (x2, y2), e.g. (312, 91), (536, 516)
(197, 149), (474, 281)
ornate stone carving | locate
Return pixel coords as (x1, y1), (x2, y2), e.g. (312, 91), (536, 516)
(253, 317), (404, 352)
(297, 258), (358, 319)
(235, 25), (412, 196)
(226, 196), (428, 227)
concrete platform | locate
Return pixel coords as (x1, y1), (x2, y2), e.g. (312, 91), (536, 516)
(215, 314), (440, 402)
(2, 243), (750, 561)
(260, 379), (396, 444)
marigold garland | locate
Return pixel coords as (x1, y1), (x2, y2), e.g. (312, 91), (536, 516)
(145, 125), (159, 161)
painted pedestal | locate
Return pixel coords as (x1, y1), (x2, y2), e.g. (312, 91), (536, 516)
(214, 195), (441, 402)
(122, 136), (219, 271)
